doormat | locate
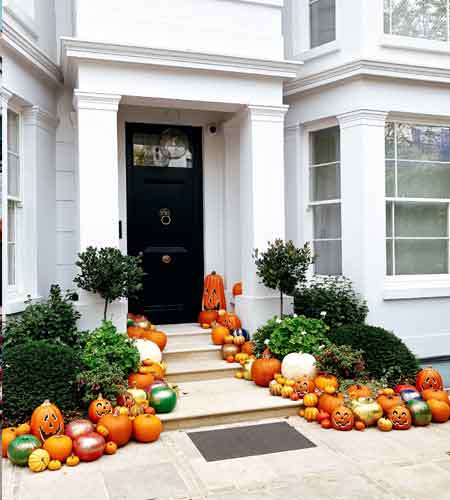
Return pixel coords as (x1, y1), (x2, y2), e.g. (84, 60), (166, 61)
(188, 422), (316, 462)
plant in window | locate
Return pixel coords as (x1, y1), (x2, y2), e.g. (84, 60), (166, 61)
(74, 246), (145, 321)
(254, 240), (313, 318)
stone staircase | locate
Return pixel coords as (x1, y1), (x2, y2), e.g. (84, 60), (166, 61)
(158, 323), (299, 430)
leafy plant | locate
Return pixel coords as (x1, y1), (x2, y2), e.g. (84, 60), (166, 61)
(294, 276), (368, 329)
(254, 239), (313, 317)
(80, 321), (140, 377)
(77, 362), (127, 405)
(74, 246), (145, 321)
(3, 340), (81, 426)
(328, 324), (420, 386)
(4, 285), (81, 349)
(316, 344), (366, 380)
(252, 317), (280, 358)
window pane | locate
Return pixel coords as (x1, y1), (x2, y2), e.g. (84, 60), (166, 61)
(310, 0), (336, 48)
(8, 153), (20, 197)
(311, 164), (340, 201)
(397, 161), (450, 198)
(397, 124), (450, 162)
(395, 239), (448, 275)
(389, 0), (448, 41)
(385, 123), (395, 158)
(8, 243), (15, 285)
(313, 204), (341, 239)
(7, 201), (15, 243)
(311, 127), (340, 165)
(386, 203), (393, 237)
(386, 239), (393, 275)
(133, 131), (192, 168)
(385, 160), (396, 196)
(314, 240), (342, 275)
(395, 203), (448, 237)
(7, 111), (19, 153)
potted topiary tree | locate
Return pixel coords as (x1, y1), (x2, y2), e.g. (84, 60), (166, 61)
(253, 239), (313, 318)
(74, 246), (145, 321)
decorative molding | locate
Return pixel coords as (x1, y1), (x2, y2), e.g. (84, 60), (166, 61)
(247, 104), (289, 122)
(22, 105), (59, 133)
(3, 2), (38, 41)
(61, 37), (302, 83)
(1, 19), (63, 86)
(73, 90), (122, 112)
(284, 59), (450, 97)
(222, 0), (283, 7)
(0, 88), (14, 106)
(384, 275), (450, 300)
(337, 110), (388, 129)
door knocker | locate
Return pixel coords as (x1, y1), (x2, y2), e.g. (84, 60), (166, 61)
(162, 255), (172, 264)
(159, 208), (171, 226)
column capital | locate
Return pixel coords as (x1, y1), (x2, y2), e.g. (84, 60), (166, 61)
(337, 110), (388, 129)
(22, 105), (59, 132)
(247, 104), (289, 123)
(73, 90), (122, 112)
(0, 88), (13, 106)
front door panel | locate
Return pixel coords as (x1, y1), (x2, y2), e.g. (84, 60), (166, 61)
(126, 124), (204, 324)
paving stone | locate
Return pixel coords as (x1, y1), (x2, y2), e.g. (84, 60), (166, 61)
(103, 462), (190, 500)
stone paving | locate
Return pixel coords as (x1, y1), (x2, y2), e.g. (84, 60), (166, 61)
(3, 415), (450, 500)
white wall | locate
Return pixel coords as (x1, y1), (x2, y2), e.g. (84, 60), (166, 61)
(74, 0), (284, 60)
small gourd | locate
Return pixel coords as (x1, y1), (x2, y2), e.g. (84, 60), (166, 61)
(281, 386), (294, 399)
(269, 380), (283, 396)
(304, 407), (319, 422)
(48, 459), (62, 471)
(66, 454), (80, 466)
(233, 335), (246, 346)
(28, 449), (50, 473)
(303, 393), (319, 407)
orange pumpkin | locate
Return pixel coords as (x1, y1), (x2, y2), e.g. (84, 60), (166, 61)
(416, 367), (444, 391)
(128, 372), (155, 390)
(202, 271), (226, 311)
(218, 312), (241, 330)
(241, 341), (255, 356)
(127, 326), (145, 339)
(427, 399), (450, 423)
(15, 423), (31, 436)
(142, 362), (165, 379)
(2, 428), (17, 457)
(98, 414), (132, 447)
(211, 325), (229, 345)
(376, 394), (404, 414)
(232, 282), (242, 296)
(318, 393), (345, 415)
(314, 374), (339, 392)
(347, 384), (372, 400)
(354, 421), (366, 431)
(132, 414), (163, 443)
(421, 389), (450, 407)
(30, 400), (64, 441)
(293, 377), (315, 397)
(251, 350), (282, 387)
(198, 310), (218, 326)
(224, 335), (234, 345)
(88, 394), (113, 424)
(142, 330), (167, 351)
(303, 393), (319, 407)
(388, 405), (412, 430)
(331, 406), (354, 431)
(105, 441), (118, 455)
(43, 435), (73, 461)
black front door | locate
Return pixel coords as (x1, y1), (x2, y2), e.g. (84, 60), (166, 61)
(126, 123), (204, 324)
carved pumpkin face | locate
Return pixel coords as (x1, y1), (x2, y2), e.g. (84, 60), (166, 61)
(331, 406), (354, 431)
(88, 395), (113, 424)
(31, 400), (64, 441)
(218, 313), (242, 330)
(388, 405), (412, 430)
(293, 377), (315, 397)
(416, 367), (443, 392)
(202, 271), (226, 311)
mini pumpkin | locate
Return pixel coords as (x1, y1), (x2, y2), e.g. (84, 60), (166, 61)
(331, 406), (354, 431)
(66, 454), (80, 466)
(48, 459), (62, 471)
(388, 405), (412, 430)
(269, 380), (283, 396)
(30, 400), (64, 441)
(377, 418), (393, 432)
(211, 325), (230, 345)
(314, 373), (338, 392)
(232, 282), (242, 296)
(281, 386), (294, 399)
(233, 335), (246, 346)
(304, 407), (320, 422)
(241, 341), (255, 356)
(16, 423), (31, 436)
(235, 352), (250, 365)
(2, 428), (17, 457)
(43, 434), (73, 462)
(28, 449), (50, 472)
(105, 441), (118, 454)
(347, 384), (371, 400)
(224, 335), (234, 344)
(416, 367), (444, 392)
(88, 394), (113, 423)
(293, 378), (316, 397)
(303, 393), (319, 407)
(354, 421), (366, 431)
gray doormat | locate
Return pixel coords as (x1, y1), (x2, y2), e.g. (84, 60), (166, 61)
(188, 421), (316, 462)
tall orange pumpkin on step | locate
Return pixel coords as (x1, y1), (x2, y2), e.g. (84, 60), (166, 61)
(202, 271), (226, 311)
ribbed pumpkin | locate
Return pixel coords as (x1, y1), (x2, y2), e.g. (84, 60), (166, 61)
(198, 310), (218, 326)
(251, 350), (282, 387)
(30, 400), (64, 441)
(88, 394), (113, 423)
(211, 325), (229, 345)
(28, 449), (50, 472)
(132, 414), (163, 443)
(142, 330), (167, 351)
(98, 414), (132, 447)
(314, 374), (339, 392)
(416, 367), (444, 391)
(241, 341), (255, 356)
(43, 434), (73, 461)
(2, 428), (17, 457)
(202, 271), (226, 311)
(128, 372), (155, 391)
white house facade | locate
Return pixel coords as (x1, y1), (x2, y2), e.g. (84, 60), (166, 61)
(1, 0), (449, 359)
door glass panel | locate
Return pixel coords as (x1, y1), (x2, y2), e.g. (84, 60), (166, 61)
(133, 129), (192, 168)
(314, 240), (342, 275)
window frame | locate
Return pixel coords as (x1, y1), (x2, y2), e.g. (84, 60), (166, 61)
(309, 0), (337, 49)
(385, 120), (450, 279)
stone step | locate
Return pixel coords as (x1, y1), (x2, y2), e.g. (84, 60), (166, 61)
(166, 358), (239, 382)
(159, 377), (299, 430)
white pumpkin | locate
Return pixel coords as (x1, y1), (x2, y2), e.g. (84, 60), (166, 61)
(281, 352), (317, 381)
(134, 339), (162, 363)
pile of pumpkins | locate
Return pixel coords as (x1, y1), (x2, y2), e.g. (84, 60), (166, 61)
(2, 394), (164, 474)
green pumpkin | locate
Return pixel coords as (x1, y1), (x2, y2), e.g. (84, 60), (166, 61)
(407, 399), (432, 426)
(149, 386), (177, 413)
(7, 435), (42, 466)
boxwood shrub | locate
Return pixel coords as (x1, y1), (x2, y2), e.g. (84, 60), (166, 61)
(328, 324), (420, 385)
(3, 340), (81, 426)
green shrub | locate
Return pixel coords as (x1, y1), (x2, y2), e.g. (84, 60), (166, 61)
(315, 344), (366, 380)
(77, 362), (127, 405)
(252, 317), (280, 358)
(3, 340), (81, 426)
(4, 285), (81, 349)
(328, 324), (420, 385)
(294, 276), (368, 329)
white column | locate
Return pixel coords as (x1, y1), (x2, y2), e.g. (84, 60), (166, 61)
(235, 105), (289, 332)
(73, 91), (124, 330)
(338, 110), (388, 306)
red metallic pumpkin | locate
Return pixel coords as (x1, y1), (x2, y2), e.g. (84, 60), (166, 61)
(73, 432), (105, 462)
(65, 419), (95, 440)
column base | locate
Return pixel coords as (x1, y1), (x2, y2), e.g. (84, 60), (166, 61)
(235, 294), (294, 334)
(75, 297), (127, 333)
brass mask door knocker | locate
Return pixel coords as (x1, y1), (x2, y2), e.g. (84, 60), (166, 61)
(159, 207), (171, 226)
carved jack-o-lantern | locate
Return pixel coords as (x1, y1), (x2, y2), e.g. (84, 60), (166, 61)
(218, 312), (242, 330)
(331, 406), (354, 431)
(388, 405), (412, 430)
(415, 367), (444, 392)
(30, 400), (64, 441)
(88, 394), (113, 424)
(202, 271), (226, 311)
(293, 377), (315, 397)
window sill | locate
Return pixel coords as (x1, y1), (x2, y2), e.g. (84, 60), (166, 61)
(295, 40), (340, 62)
(5, 295), (42, 315)
(384, 275), (450, 300)
(380, 34), (450, 56)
